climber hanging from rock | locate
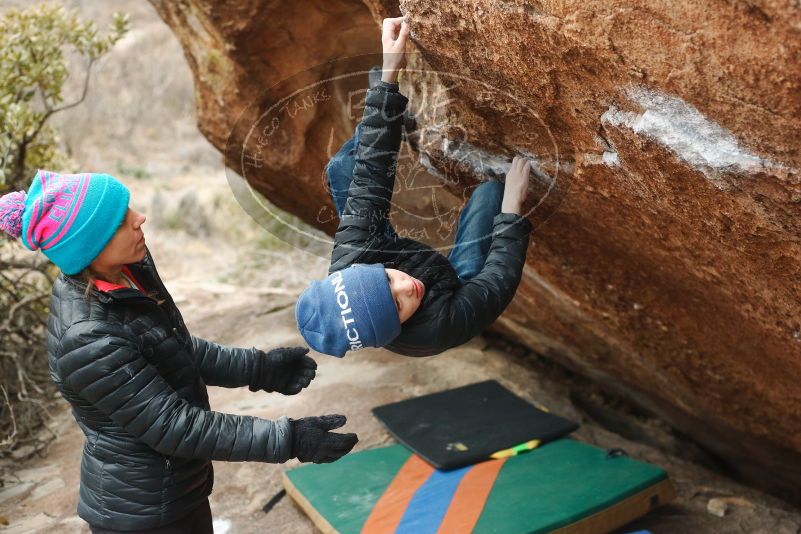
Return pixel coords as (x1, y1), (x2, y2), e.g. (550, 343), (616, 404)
(294, 15), (534, 357)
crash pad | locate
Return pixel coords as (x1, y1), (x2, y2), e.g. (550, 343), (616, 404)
(283, 439), (674, 534)
(371, 380), (579, 469)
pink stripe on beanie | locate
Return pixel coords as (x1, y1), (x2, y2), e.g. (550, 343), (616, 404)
(0, 190), (27, 239)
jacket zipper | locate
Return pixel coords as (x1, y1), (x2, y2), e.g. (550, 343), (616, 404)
(100, 282), (186, 340)
(136, 255), (190, 339)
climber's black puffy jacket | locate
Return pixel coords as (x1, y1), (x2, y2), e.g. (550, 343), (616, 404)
(330, 81), (532, 357)
(47, 249), (291, 531)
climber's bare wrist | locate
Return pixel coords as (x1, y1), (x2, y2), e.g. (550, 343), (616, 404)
(380, 68), (400, 84)
(501, 198), (523, 215)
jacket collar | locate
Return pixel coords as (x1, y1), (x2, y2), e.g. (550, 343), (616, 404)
(93, 265), (145, 292)
(64, 247), (165, 304)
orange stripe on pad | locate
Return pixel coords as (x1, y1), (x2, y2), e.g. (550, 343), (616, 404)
(437, 458), (507, 534)
(361, 454), (435, 534)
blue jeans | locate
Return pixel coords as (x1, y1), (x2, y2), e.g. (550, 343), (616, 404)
(325, 124), (503, 281)
(445, 179), (503, 280)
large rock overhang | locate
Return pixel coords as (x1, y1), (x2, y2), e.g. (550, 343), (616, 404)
(148, 0), (801, 503)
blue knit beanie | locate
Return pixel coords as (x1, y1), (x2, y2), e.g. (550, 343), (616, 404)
(0, 170), (130, 275)
(295, 263), (401, 357)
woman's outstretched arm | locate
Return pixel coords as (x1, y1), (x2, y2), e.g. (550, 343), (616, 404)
(191, 338), (316, 394)
(58, 320), (292, 462)
(190, 336), (256, 388)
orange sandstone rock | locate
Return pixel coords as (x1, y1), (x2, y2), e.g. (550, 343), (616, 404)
(149, 0), (801, 502)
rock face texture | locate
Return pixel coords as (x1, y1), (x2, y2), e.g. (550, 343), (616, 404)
(148, 0), (801, 502)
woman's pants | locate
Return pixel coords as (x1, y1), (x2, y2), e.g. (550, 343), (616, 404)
(325, 122), (504, 281)
(89, 498), (213, 534)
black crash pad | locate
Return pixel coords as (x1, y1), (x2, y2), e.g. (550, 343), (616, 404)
(372, 380), (579, 470)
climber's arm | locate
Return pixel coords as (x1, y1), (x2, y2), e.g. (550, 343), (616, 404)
(436, 156), (534, 350)
(332, 83), (408, 253)
(331, 16), (410, 263)
(437, 213), (532, 350)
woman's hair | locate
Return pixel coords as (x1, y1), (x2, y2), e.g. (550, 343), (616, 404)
(79, 268), (98, 299)
(79, 265), (165, 304)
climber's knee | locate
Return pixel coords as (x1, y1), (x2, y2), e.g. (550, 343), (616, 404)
(470, 180), (504, 211)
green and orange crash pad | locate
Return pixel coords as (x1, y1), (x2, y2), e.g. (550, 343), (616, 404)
(283, 439), (675, 534)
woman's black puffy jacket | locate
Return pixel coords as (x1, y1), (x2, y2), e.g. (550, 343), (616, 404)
(47, 249), (291, 530)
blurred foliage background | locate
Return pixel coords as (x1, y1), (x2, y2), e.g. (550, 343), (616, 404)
(0, 1), (127, 460)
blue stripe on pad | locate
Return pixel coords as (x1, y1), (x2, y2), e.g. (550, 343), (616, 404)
(395, 465), (471, 534)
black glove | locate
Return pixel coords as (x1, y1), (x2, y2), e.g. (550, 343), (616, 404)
(249, 347), (317, 395)
(289, 415), (359, 463)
